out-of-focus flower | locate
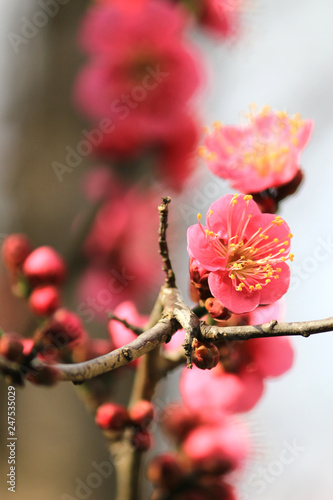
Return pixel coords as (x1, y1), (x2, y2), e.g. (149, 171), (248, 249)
(75, 0), (201, 140)
(187, 193), (293, 314)
(92, 112), (200, 191)
(154, 403), (248, 499)
(200, 107), (313, 193)
(180, 300), (294, 413)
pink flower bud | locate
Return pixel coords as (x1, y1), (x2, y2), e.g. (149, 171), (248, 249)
(29, 285), (61, 317)
(192, 340), (220, 370)
(95, 403), (130, 430)
(204, 298), (231, 321)
(146, 453), (184, 489)
(129, 400), (154, 428)
(2, 234), (32, 271)
(131, 429), (152, 452)
(23, 246), (66, 286)
(0, 333), (24, 362)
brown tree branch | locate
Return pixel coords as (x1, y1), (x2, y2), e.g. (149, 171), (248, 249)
(2, 286), (333, 384)
(158, 196), (176, 288)
(199, 316), (333, 341)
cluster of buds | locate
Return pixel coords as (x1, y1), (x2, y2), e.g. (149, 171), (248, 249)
(0, 332), (59, 386)
(2, 234), (66, 317)
(95, 400), (155, 452)
(146, 404), (247, 500)
(1, 234), (92, 370)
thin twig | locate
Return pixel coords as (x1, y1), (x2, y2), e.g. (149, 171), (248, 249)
(158, 197), (176, 288)
(107, 311), (144, 336)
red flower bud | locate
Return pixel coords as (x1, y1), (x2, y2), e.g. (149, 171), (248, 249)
(129, 400), (154, 428)
(26, 365), (60, 386)
(146, 453), (185, 489)
(189, 259), (211, 303)
(204, 298), (231, 321)
(29, 285), (61, 317)
(95, 403), (130, 431)
(131, 429), (152, 451)
(2, 234), (32, 271)
(192, 340), (220, 370)
(23, 246), (66, 286)
(161, 404), (198, 442)
(0, 333), (24, 362)
(41, 308), (87, 349)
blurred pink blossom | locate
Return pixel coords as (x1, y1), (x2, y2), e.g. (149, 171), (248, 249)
(200, 107), (313, 193)
(74, 0), (202, 142)
(180, 300), (294, 413)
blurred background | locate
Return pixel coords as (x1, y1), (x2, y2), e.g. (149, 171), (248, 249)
(1, 1), (333, 499)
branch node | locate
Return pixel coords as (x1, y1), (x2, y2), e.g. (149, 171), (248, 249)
(122, 348), (133, 361)
(267, 319), (278, 332)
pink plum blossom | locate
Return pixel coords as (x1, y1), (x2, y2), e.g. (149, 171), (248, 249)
(200, 107), (313, 193)
(180, 300), (294, 413)
(187, 193), (293, 314)
(74, 0), (202, 141)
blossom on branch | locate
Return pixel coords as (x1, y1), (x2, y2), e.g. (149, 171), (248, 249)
(200, 106), (313, 193)
(187, 193), (293, 314)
